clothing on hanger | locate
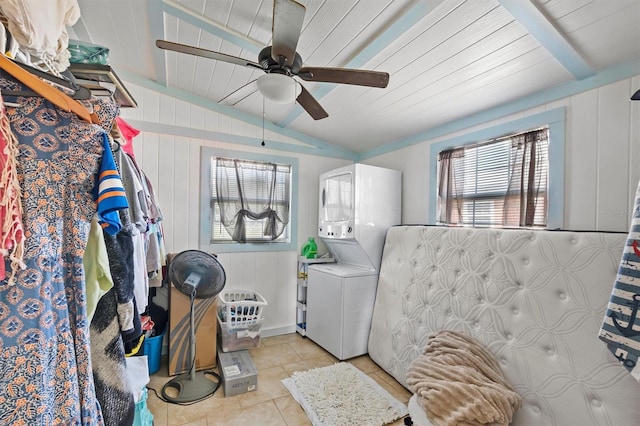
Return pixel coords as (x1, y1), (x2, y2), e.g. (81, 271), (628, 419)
(0, 70), (110, 424)
(114, 116), (139, 159)
(0, 59), (91, 99)
(0, 53), (95, 122)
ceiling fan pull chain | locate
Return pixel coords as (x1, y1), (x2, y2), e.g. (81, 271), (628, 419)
(261, 97), (266, 147)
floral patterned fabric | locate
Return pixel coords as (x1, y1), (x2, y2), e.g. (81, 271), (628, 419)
(0, 73), (105, 425)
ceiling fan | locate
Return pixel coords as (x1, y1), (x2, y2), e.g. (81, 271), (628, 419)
(156, 0), (389, 120)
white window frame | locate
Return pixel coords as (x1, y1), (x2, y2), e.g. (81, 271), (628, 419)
(199, 147), (298, 252)
(429, 108), (565, 229)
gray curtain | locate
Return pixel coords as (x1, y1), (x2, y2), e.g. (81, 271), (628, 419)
(502, 129), (548, 227)
(437, 147), (465, 224)
(215, 157), (290, 243)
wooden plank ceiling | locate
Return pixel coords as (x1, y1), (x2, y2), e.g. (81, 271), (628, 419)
(73, 0), (640, 157)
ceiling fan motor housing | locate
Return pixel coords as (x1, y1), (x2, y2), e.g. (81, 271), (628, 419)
(259, 46), (302, 75)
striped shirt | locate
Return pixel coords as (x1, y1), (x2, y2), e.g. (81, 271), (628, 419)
(95, 133), (128, 234)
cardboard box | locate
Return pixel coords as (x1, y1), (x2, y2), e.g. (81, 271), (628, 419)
(168, 284), (218, 375)
(217, 349), (257, 397)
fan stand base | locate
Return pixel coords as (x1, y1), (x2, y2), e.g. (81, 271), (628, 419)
(161, 371), (219, 403)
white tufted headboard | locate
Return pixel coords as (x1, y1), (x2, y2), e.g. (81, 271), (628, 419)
(368, 226), (639, 426)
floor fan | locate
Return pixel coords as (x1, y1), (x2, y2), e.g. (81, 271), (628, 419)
(162, 250), (226, 403)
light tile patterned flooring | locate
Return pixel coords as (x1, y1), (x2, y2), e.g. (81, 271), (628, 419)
(147, 333), (412, 425)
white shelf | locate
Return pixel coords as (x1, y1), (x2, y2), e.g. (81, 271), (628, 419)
(298, 256), (335, 264)
(297, 258), (332, 336)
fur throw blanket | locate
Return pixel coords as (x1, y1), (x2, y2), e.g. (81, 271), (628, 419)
(406, 330), (522, 426)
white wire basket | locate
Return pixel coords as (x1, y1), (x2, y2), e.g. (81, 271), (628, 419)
(217, 289), (268, 328)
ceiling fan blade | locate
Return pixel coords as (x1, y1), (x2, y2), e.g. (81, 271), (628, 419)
(156, 40), (261, 69)
(219, 80), (260, 106)
(296, 84), (328, 120)
(298, 67), (389, 88)
(271, 0), (305, 66)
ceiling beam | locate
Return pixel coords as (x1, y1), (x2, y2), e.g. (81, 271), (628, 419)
(125, 119), (343, 158)
(118, 70), (358, 161)
(161, 0), (264, 54)
(277, 0), (440, 127)
(149, 0), (167, 86)
(497, 0), (595, 80)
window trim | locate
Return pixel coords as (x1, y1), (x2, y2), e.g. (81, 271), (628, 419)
(199, 146), (298, 252)
(429, 107), (565, 229)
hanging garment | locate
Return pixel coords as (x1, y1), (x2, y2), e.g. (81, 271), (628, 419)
(103, 209), (138, 340)
(0, 72), (111, 424)
(599, 180), (640, 381)
(95, 139), (127, 237)
(84, 98), (137, 426)
(90, 287), (135, 426)
(110, 147), (147, 312)
(0, 101), (25, 283)
(139, 169), (166, 286)
(114, 148), (147, 232)
(83, 215), (114, 322)
(131, 228), (148, 315)
(114, 116), (139, 159)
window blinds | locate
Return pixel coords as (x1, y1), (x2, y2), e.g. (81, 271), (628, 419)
(438, 128), (549, 227)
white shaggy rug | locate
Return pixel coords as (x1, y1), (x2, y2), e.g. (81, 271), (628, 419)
(282, 362), (409, 426)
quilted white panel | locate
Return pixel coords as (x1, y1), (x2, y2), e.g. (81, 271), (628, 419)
(368, 226), (639, 426)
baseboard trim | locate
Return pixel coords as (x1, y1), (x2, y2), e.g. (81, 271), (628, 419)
(261, 324), (296, 338)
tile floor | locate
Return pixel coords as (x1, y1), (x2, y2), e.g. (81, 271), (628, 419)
(147, 333), (412, 425)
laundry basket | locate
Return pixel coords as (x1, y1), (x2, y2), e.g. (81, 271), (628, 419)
(217, 290), (267, 352)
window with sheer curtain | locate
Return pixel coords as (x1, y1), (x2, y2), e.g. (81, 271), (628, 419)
(436, 127), (549, 228)
(210, 156), (292, 243)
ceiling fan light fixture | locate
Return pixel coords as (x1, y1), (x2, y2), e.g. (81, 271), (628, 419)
(257, 73), (301, 103)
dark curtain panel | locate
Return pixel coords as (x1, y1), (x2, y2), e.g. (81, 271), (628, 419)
(503, 129), (548, 227)
(437, 147), (465, 224)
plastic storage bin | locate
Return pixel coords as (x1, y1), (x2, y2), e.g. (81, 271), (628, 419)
(218, 317), (263, 352)
(142, 330), (165, 375)
(217, 290), (267, 352)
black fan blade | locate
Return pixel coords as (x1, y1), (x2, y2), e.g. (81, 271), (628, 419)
(156, 40), (261, 69)
(271, 0), (305, 66)
(219, 80), (259, 106)
(298, 67), (389, 88)
(296, 84), (328, 120)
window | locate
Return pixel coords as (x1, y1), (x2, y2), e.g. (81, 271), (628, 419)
(436, 127), (549, 227)
(200, 147), (298, 251)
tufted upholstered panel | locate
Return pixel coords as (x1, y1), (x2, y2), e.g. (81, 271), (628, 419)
(368, 226), (639, 426)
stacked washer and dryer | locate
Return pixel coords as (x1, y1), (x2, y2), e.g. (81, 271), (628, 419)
(306, 163), (401, 360)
